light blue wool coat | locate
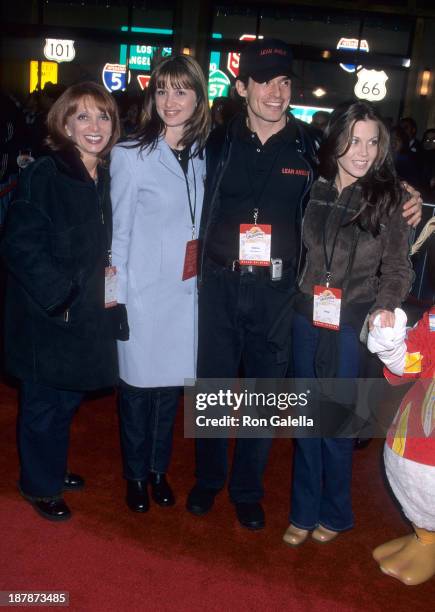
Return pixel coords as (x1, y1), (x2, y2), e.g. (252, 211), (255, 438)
(110, 138), (205, 387)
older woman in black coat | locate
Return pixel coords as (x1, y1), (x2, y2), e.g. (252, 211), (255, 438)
(1, 82), (120, 521)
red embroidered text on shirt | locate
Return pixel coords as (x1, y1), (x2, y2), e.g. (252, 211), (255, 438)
(260, 48), (287, 57)
(281, 168), (310, 176)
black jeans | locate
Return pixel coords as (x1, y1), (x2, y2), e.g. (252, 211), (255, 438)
(18, 381), (83, 497)
(118, 381), (182, 480)
(195, 260), (294, 503)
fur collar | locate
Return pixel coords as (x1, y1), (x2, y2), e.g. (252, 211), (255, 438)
(49, 147), (107, 184)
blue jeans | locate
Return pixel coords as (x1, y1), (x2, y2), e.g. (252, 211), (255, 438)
(290, 312), (359, 531)
(118, 381), (181, 480)
(18, 381), (83, 497)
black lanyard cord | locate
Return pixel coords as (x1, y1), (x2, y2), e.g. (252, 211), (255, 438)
(183, 157), (197, 237)
(243, 139), (287, 220)
(95, 171), (113, 266)
(322, 184), (356, 286)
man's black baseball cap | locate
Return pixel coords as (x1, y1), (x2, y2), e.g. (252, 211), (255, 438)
(238, 38), (295, 83)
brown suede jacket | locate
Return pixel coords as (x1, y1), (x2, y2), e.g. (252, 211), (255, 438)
(298, 176), (414, 312)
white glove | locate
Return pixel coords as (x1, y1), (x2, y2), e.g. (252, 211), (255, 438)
(367, 308), (407, 375)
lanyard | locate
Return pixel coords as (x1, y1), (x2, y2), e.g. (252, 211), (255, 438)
(243, 137), (287, 224)
(182, 156), (197, 239)
(322, 184), (355, 287)
(95, 168), (113, 266)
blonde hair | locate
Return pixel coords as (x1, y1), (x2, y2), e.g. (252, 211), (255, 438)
(411, 218), (435, 255)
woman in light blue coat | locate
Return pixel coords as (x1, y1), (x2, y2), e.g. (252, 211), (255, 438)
(110, 55), (210, 512)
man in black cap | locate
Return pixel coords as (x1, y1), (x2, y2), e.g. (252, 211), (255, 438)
(186, 39), (422, 530)
(185, 39), (315, 530)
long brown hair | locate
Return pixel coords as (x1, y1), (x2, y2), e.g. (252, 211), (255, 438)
(319, 100), (402, 235)
(46, 81), (120, 159)
(134, 55), (210, 156)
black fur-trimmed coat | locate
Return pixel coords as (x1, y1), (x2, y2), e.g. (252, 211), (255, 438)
(1, 148), (118, 390)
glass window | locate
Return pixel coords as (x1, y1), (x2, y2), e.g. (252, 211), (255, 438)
(213, 5), (258, 40)
(291, 59), (407, 122)
(359, 14), (411, 57)
(0, 33), (167, 97)
(42, 0), (128, 30)
(209, 3), (414, 124)
(0, 0), (38, 24)
(213, 3), (413, 60)
(132, 0), (175, 31)
(206, 46), (408, 125)
(259, 6), (362, 49)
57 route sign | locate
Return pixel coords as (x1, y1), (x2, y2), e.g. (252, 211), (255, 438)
(227, 34), (257, 79)
(102, 63), (130, 92)
(208, 69), (231, 102)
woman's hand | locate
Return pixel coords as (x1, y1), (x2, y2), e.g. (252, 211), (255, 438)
(401, 182), (423, 227)
(368, 309), (395, 330)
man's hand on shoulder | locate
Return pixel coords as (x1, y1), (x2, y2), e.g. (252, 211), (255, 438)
(401, 182), (423, 228)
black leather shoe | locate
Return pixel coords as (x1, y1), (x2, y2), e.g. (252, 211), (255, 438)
(63, 472), (85, 491)
(149, 473), (175, 507)
(235, 502), (265, 530)
(21, 491), (71, 522)
(126, 480), (149, 513)
(186, 485), (219, 516)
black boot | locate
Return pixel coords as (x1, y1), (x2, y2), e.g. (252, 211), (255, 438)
(63, 472), (85, 491)
(126, 480), (149, 512)
(20, 487), (71, 522)
(149, 473), (175, 507)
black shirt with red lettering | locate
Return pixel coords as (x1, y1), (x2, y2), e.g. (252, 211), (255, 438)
(205, 118), (310, 266)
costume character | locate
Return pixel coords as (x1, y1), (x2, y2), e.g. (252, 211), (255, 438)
(368, 283), (435, 584)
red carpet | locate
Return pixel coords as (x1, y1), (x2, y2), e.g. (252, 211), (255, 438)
(0, 382), (434, 611)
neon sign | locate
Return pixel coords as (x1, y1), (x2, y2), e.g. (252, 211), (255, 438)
(119, 27), (172, 72)
(29, 61), (58, 93)
(337, 38), (369, 73)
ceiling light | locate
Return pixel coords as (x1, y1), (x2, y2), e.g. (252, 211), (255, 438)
(313, 87), (326, 98)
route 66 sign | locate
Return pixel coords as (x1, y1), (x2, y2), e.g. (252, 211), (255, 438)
(44, 39), (75, 63)
(354, 69), (388, 102)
